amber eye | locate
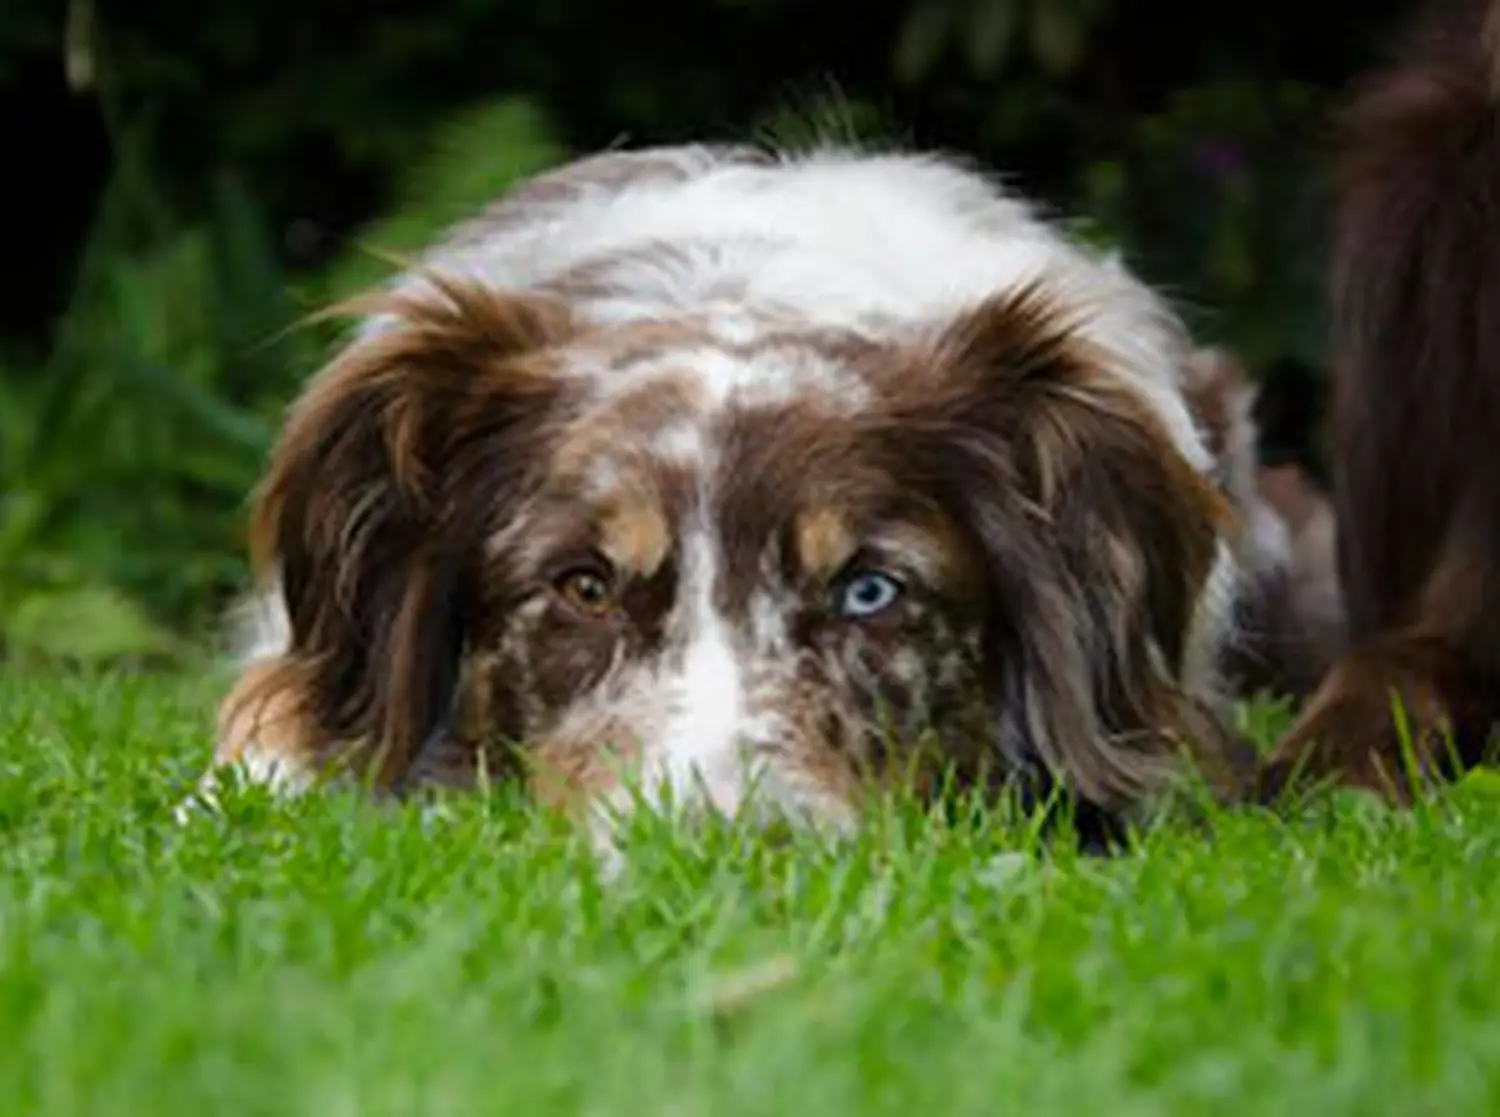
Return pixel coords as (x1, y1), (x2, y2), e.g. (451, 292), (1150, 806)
(555, 566), (616, 616)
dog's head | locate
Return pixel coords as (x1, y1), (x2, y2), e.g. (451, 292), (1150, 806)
(227, 266), (1243, 836)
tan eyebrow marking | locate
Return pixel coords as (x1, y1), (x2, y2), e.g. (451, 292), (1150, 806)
(794, 506), (858, 579)
(597, 496), (672, 578)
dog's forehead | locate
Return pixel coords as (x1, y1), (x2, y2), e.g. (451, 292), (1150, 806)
(550, 325), (884, 496)
(583, 314), (880, 408)
(482, 317), (985, 609)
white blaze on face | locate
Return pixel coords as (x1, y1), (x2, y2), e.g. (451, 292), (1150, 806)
(647, 524), (753, 815)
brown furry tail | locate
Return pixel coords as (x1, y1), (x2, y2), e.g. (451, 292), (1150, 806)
(1331, 0), (1500, 643)
(1257, 0), (1500, 801)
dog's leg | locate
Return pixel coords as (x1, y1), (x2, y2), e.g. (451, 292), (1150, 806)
(1255, 635), (1468, 804)
(174, 660), (325, 822)
(176, 587), (323, 820)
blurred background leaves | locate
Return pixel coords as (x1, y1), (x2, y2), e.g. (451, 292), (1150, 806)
(2, 0), (1408, 662)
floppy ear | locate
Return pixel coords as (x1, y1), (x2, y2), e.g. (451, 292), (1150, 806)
(232, 275), (573, 791)
(900, 283), (1247, 812)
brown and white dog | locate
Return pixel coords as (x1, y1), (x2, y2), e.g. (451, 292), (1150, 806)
(195, 143), (1263, 848)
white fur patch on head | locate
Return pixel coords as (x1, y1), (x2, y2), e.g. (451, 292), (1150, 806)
(653, 421), (709, 468)
(385, 145), (1210, 459)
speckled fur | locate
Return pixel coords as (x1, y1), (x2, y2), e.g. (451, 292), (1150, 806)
(194, 142), (1256, 847)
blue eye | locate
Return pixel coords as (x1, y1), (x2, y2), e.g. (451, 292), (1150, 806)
(837, 570), (905, 618)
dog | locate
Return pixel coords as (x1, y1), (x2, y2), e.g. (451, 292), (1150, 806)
(1241, 461), (1343, 700)
(195, 143), (1264, 849)
(1259, 0), (1500, 802)
(1183, 347), (1344, 702)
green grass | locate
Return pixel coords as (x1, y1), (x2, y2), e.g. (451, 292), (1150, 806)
(5, 672), (1500, 1115)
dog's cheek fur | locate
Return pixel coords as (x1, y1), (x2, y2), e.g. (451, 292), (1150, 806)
(213, 659), (327, 794)
(887, 284), (1255, 815)
(792, 599), (993, 790)
(213, 277), (574, 792)
(701, 604), (994, 823)
(997, 413), (1240, 810)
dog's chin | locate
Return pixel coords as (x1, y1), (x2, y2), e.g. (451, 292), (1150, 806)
(581, 764), (865, 875)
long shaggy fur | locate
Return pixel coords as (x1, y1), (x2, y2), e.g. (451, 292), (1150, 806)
(196, 141), (1266, 846)
(1260, 0), (1500, 799)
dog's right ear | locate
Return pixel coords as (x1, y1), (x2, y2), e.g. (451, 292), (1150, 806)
(223, 275), (574, 791)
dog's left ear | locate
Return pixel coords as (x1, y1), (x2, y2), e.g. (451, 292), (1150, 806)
(234, 276), (574, 791)
(898, 283), (1245, 811)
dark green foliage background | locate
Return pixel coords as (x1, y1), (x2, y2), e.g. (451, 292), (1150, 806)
(0, 0), (1408, 660)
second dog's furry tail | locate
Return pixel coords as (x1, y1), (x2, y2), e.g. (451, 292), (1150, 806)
(1329, 0), (1500, 640)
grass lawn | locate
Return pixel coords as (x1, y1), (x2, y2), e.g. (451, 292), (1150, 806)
(4, 670), (1500, 1115)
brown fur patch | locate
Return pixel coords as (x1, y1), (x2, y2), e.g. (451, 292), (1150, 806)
(868, 514), (987, 599)
(226, 272), (577, 790)
(549, 373), (704, 481)
(215, 660), (323, 774)
(1258, 0), (1500, 800)
(794, 506), (857, 579)
(852, 281), (1248, 813)
(526, 723), (644, 811)
(597, 499), (673, 578)
(1258, 641), (1459, 804)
